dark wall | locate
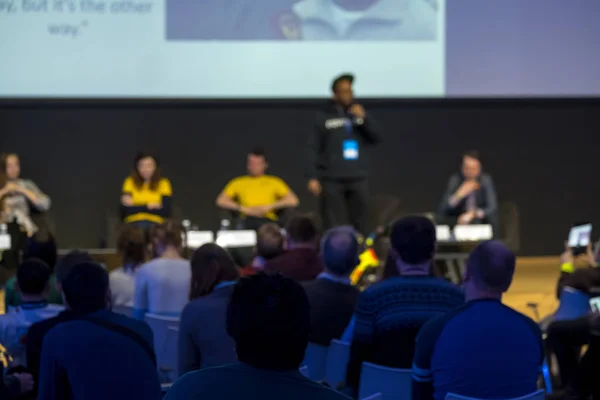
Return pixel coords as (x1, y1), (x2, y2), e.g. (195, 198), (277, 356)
(1, 99), (599, 255)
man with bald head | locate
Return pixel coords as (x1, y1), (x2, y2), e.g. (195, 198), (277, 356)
(412, 241), (543, 400)
(302, 226), (360, 346)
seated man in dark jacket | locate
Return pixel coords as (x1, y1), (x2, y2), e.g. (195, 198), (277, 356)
(437, 151), (498, 235)
(264, 215), (323, 281)
(302, 226), (360, 346)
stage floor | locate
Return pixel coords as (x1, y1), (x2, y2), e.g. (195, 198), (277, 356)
(0, 257), (560, 320)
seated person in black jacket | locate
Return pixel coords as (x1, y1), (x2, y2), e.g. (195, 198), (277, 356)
(437, 151), (498, 234)
(302, 226), (360, 346)
(566, 312), (600, 400)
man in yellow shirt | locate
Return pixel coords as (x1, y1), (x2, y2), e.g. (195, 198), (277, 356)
(216, 148), (299, 230)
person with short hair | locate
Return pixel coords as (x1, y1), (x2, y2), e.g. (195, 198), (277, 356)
(121, 152), (173, 232)
(216, 148), (299, 230)
(133, 221), (191, 319)
(4, 231), (62, 311)
(164, 273), (350, 400)
(0, 259), (64, 367)
(37, 262), (161, 400)
(302, 226), (360, 346)
(25, 251), (94, 386)
(437, 151), (498, 233)
(178, 243), (239, 375)
(345, 216), (464, 394)
(241, 222), (285, 276)
(109, 225), (147, 307)
(263, 215), (323, 281)
(412, 241), (543, 400)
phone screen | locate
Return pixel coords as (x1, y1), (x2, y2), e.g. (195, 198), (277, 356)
(590, 297), (600, 312)
(568, 223), (592, 248)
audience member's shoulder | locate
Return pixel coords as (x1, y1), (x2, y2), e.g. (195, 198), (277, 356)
(29, 311), (70, 335)
(418, 303), (468, 342)
(499, 303), (542, 336)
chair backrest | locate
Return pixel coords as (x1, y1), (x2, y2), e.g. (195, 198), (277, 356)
(144, 313), (180, 382)
(299, 365), (309, 377)
(361, 394), (383, 400)
(445, 389), (545, 400)
(553, 287), (590, 322)
(303, 342), (329, 381)
(112, 305), (134, 318)
(325, 339), (351, 389)
(358, 362), (412, 400)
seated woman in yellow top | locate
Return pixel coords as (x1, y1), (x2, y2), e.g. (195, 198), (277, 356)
(216, 148), (299, 230)
(121, 152), (173, 231)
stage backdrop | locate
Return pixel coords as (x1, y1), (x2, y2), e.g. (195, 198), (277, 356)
(1, 99), (599, 256)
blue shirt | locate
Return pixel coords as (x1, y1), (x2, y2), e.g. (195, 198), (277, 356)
(165, 362), (351, 400)
(37, 309), (161, 400)
(133, 258), (191, 319)
(412, 299), (543, 400)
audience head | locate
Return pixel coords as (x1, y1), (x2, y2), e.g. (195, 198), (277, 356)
(0, 153), (20, 185)
(16, 259), (51, 300)
(150, 221), (183, 257)
(256, 223), (285, 261)
(132, 151), (161, 190)
(227, 273), (310, 370)
(54, 251), (94, 291)
(285, 215), (318, 249)
(331, 73), (354, 108)
(62, 262), (110, 313)
(190, 243), (239, 299)
(321, 226), (359, 277)
(117, 225), (146, 271)
(23, 230), (58, 274)
(389, 216), (436, 275)
(462, 150), (482, 180)
(247, 148), (268, 177)
(464, 240), (516, 300)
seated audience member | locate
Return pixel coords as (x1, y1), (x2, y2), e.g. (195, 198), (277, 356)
(25, 251), (93, 385)
(37, 262), (161, 400)
(164, 273), (349, 400)
(109, 225), (146, 307)
(302, 226), (360, 346)
(121, 152), (173, 232)
(346, 216), (465, 394)
(4, 231), (62, 311)
(133, 221), (191, 319)
(412, 241), (543, 400)
(546, 243), (600, 388)
(178, 244), (239, 375)
(437, 151), (498, 233)
(263, 215), (323, 281)
(566, 312), (600, 400)
(216, 148), (299, 230)
(240, 222), (285, 276)
(0, 259), (63, 367)
(0, 346), (33, 400)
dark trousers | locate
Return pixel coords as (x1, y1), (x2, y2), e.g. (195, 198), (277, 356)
(320, 178), (369, 235)
(547, 317), (590, 387)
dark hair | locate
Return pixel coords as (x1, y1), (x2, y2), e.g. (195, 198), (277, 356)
(322, 228), (359, 276)
(117, 225), (146, 270)
(55, 251), (94, 284)
(62, 262), (109, 313)
(190, 243), (239, 300)
(17, 259), (51, 295)
(226, 273), (310, 370)
(23, 231), (58, 274)
(390, 216), (436, 265)
(249, 147), (268, 163)
(131, 152), (161, 191)
(150, 221), (183, 251)
(0, 153), (18, 189)
(286, 215), (318, 245)
(467, 240), (516, 292)
(256, 223), (285, 260)
(331, 73), (354, 92)
(463, 150), (481, 162)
